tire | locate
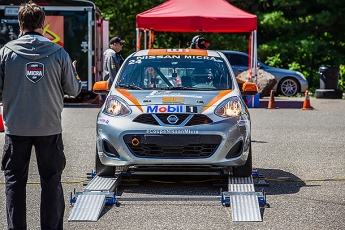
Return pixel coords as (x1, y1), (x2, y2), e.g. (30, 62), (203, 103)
(95, 147), (115, 176)
(278, 77), (299, 97)
(232, 144), (252, 177)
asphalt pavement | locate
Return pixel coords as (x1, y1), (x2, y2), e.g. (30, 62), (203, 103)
(0, 96), (344, 229)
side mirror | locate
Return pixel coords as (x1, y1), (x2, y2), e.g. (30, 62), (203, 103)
(93, 81), (109, 94)
(241, 81), (258, 96)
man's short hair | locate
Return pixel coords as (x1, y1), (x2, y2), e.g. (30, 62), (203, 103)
(18, 1), (45, 32)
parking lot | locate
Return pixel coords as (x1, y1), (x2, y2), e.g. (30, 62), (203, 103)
(0, 96), (344, 229)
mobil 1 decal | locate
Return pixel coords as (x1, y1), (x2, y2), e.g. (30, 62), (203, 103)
(26, 62), (44, 83)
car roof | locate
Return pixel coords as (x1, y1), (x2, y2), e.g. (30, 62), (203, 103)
(219, 50), (248, 56)
(132, 49), (224, 58)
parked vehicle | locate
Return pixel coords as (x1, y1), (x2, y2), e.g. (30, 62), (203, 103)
(93, 48), (258, 177)
(0, 0), (108, 100)
(220, 50), (308, 97)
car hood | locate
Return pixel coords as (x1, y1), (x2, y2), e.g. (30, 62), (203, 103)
(264, 66), (299, 76)
(110, 89), (237, 112)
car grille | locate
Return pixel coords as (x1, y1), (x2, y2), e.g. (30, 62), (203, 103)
(124, 134), (221, 158)
(133, 113), (213, 126)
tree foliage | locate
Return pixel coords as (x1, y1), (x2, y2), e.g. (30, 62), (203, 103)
(93, 0), (345, 92)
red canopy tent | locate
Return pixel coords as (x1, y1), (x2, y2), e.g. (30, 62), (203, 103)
(136, 0), (258, 77)
(136, 0), (256, 33)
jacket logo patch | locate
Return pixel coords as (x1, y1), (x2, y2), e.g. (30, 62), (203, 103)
(26, 62), (44, 83)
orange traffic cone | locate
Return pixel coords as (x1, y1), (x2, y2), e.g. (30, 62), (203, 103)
(301, 90), (313, 110)
(0, 105), (4, 132)
(267, 90), (276, 109)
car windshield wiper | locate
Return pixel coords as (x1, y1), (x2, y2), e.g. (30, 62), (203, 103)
(155, 86), (198, 90)
(116, 84), (143, 90)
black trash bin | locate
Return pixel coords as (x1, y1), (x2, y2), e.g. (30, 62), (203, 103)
(319, 66), (339, 90)
(315, 66), (343, 99)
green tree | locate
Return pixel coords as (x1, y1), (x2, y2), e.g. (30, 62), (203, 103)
(93, 0), (345, 92)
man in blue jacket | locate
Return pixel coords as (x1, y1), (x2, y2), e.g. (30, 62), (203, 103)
(0, 1), (81, 229)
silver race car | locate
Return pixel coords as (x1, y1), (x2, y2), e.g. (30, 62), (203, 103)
(93, 49), (258, 177)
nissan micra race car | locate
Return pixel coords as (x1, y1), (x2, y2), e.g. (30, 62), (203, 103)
(93, 49), (258, 177)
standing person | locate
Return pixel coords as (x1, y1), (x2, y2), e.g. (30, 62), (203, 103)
(188, 35), (210, 49)
(0, 1), (81, 229)
(103, 36), (125, 87)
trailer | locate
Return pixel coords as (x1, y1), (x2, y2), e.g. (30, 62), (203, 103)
(0, 0), (108, 100)
(68, 168), (269, 222)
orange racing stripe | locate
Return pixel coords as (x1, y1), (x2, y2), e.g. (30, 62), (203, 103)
(148, 49), (208, 56)
(116, 89), (143, 112)
(201, 90), (232, 113)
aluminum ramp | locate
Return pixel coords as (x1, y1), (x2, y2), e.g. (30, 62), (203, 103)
(68, 175), (121, 222)
(69, 171), (267, 222)
(227, 176), (262, 221)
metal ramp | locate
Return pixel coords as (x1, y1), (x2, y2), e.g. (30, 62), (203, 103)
(227, 176), (262, 221)
(69, 170), (268, 222)
(68, 175), (121, 222)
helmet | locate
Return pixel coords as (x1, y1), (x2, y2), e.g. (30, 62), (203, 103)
(189, 35), (210, 49)
(192, 68), (213, 84)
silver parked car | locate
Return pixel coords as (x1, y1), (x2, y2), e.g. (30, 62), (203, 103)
(93, 49), (258, 177)
(221, 50), (308, 97)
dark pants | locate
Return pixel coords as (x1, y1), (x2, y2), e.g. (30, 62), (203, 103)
(1, 134), (66, 230)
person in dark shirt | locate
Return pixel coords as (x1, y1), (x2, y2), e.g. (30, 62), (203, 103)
(188, 35), (210, 49)
(103, 36), (125, 87)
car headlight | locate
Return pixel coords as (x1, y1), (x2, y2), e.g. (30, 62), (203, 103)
(214, 97), (243, 118)
(102, 96), (131, 116)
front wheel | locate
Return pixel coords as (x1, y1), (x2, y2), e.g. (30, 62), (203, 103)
(232, 145), (252, 177)
(95, 148), (115, 176)
(278, 77), (299, 97)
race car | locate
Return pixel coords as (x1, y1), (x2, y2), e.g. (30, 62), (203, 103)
(93, 48), (258, 177)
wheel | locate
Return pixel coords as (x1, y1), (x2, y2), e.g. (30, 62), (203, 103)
(232, 144), (252, 177)
(278, 77), (299, 97)
(95, 147), (115, 176)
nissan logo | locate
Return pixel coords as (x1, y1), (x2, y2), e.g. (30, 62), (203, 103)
(167, 115), (179, 124)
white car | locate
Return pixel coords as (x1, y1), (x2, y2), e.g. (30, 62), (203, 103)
(93, 49), (258, 177)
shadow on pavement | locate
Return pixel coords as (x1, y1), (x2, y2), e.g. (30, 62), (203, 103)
(255, 168), (307, 195)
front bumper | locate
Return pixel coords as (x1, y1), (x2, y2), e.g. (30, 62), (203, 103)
(96, 115), (251, 168)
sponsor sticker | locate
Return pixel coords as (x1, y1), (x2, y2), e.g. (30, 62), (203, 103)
(162, 97), (185, 103)
(26, 62), (44, 83)
(186, 106), (198, 113)
(147, 91), (202, 98)
(237, 120), (249, 126)
(98, 118), (110, 125)
(146, 129), (199, 134)
(146, 105), (184, 113)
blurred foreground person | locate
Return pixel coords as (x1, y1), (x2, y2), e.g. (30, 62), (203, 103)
(0, 1), (81, 229)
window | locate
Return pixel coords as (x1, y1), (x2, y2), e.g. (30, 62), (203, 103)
(117, 55), (234, 90)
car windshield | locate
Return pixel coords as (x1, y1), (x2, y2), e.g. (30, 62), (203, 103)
(115, 55), (234, 90)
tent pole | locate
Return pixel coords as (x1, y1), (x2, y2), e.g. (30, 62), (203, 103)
(144, 30), (147, 49)
(149, 30), (154, 49)
(253, 30), (257, 83)
(136, 28), (140, 51)
(248, 32), (252, 81)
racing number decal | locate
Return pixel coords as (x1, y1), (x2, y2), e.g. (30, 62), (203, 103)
(26, 62), (44, 83)
(166, 49), (184, 52)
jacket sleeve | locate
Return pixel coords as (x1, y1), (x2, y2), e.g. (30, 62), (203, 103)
(61, 51), (82, 97)
(0, 48), (5, 102)
(103, 55), (119, 88)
